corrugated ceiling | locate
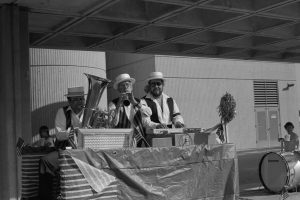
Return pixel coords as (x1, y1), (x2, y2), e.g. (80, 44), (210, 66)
(3, 0), (300, 62)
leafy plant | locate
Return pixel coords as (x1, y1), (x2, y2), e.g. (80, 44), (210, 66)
(218, 92), (236, 124)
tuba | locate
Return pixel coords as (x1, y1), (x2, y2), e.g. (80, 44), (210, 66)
(82, 73), (110, 128)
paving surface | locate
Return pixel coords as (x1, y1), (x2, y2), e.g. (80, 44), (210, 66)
(240, 187), (300, 200)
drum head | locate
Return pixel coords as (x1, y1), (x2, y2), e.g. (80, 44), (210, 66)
(259, 152), (289, 193)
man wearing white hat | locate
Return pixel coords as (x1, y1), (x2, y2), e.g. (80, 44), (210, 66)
(55, 86), (85, 138)
(141, 72), (185, 129)
(109, 73), (150, 147)
(39, 86), (85, 200)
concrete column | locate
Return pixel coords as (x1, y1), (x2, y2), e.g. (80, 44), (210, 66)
(0, 4), (31, 200)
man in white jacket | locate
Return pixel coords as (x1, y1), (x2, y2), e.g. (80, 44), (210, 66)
(141, 72), (185, 129)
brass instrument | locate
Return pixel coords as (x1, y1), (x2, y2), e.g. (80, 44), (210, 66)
(78, 74), (131, 149)
(82, 73), (111, 128)
(121, 92), (130, 106)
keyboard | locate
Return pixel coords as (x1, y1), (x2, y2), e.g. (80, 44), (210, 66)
(148, 128), (204, 135)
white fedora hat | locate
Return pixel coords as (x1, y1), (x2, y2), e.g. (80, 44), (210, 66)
(113, 73), (136, 90)
(146, 71), (165, 83)
(65, 86), (85, 97)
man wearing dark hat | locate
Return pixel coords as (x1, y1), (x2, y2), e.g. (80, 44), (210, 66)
(141, 72), (185, 129)
(109, 73), (150, 147)
(39, 86), (86, 200)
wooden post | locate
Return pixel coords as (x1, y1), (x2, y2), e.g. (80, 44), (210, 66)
(223, 123), (229, 143)
(0, 5), (30, 200)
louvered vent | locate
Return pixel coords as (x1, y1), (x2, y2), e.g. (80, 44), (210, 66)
(254, 81), (278, 107)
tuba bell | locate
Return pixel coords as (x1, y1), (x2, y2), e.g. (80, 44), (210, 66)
(81, 73), (110, 128)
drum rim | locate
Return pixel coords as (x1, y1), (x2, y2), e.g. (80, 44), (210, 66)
(258, 152), (290, 193)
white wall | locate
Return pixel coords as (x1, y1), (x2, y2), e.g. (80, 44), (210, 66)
(155, 55), (298, 149)
(106, 52), (299, 150)
(279, 80), (298, 137)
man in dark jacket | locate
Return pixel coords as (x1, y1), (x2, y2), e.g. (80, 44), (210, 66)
(108, 73), (151, 147)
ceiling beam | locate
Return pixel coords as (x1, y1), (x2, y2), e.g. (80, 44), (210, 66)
(135, 0), (299, 53)
(31, 0), (120, 46)
(88, 0), (212, 49)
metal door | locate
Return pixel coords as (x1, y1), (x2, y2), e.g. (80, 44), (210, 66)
(268, 108), (280, 143)
(255, 107), (280, 148)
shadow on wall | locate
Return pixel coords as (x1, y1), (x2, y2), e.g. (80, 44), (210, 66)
(31, 101), (68, 137)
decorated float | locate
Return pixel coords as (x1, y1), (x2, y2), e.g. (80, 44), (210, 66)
(18, 73), (239, 200)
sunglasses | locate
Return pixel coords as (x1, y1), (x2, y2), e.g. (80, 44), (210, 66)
(150, 81), (162, 86)
(68, 97), (85, 102)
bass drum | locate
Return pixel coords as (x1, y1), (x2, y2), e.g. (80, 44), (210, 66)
(259, 151), (300, 193)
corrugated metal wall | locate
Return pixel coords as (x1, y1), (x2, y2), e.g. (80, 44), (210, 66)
(30, 48), (107, 137)
(296, 65), (300, 131)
